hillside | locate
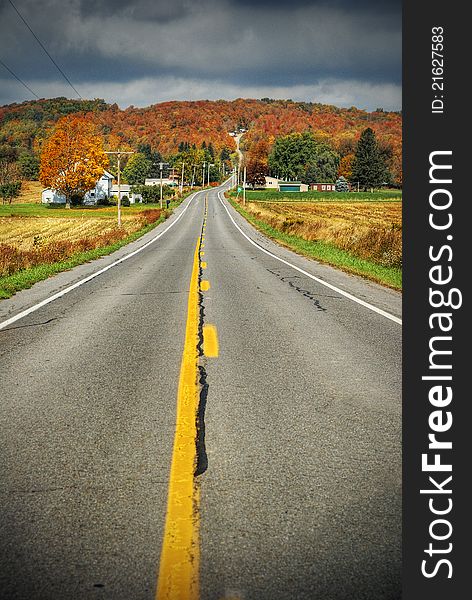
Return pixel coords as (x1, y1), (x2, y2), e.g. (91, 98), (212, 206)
(0, 97), (402, 182)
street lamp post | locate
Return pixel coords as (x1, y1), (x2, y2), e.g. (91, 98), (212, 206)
(105, 150), (134, 227)
(202, 161), (206, 189)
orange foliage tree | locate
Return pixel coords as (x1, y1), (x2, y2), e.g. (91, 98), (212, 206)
(40, 115), (108, 208)
(338, 153), (354, 180)
(246, 139), (269, 188)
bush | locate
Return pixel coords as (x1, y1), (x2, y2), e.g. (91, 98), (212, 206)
(121, 195), (130, 206)
(97, 195), (110, 206)
(70, 194), (83, 206)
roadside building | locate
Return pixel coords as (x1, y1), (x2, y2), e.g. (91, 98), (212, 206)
(145, 177), (178, 187)
(264, 177), (308, 192)
(41, 170), (114, 204)
(278, 181), (309, 193)
(110, 184), (143, 204)
(264, 176), (279, 189)
(310, 183), (337, 192)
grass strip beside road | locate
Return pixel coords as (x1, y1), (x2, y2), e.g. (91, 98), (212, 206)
(0, 213), (169, 299)
(228, 197), (402, 290)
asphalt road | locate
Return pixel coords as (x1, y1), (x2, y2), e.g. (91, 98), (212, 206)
(0, 181), (402, 599)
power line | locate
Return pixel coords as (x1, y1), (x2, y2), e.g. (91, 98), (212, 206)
(7, 0), (83, 99)
(0, 58), (40, 99)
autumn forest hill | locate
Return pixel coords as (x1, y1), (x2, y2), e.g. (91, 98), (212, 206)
(0, 97), (402, 183)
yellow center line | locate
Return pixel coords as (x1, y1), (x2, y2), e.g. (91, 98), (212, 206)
(201, 262), (207, 269)
(203, 325), (219, 357)
(156, 236), (202, 600)
(200, 280), (210, 291)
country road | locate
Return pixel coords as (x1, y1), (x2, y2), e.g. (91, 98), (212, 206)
(0, 180), (402, 600)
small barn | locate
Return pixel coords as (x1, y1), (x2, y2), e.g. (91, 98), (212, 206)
(310, 183), (337, 192)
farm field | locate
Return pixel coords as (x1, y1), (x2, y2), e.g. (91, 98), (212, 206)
(1, 214), (141, 250)
(0, 202), (170, 249)
(230, 189), (402, 202)
(230, 198), (402, 289)
(0, 202), (174, 297)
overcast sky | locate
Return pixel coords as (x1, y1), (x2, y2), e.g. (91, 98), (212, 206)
(0, 0), (401, 111)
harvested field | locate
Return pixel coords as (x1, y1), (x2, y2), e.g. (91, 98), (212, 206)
(0, 208), (163, 277)
(1, 215), (141, 250)
(243, 201), (402, 269)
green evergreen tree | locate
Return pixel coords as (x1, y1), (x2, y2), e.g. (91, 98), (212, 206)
(335, 176), (350, 192)
(220, 147), (231, 162)
(351, 128), (388, 191)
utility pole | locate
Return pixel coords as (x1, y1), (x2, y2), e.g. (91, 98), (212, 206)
(191, 164), (197, 189)
(202, 161), (206, 189)
(179, 161), (185, 195)
(159, 162), (166, 208)
(243, 166), (247, 206)
(105, 150), (134, 227)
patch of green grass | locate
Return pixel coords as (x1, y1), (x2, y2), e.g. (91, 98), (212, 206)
(0, 201), (179, 219)
(0, 213), (169, 299)
(228, 198), (402, 290)
(229, 189), (402, 202)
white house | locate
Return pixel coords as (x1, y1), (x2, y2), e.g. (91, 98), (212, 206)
(145, 177), (178, 187)
(264, 176), (308, 192)
(265, 176), (279, 189)
(110, 184), (143, 204)
(41, 170), (115, 204)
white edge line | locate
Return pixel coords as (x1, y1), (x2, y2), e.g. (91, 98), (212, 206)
(218, 190), (402, 326)
(0, 192), (201, 331)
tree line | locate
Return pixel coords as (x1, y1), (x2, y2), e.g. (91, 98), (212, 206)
(245, 128), (394, 191)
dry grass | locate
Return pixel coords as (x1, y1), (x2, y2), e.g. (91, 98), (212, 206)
(1, 215), (140, 250)
(243, 201), (402, 268)
(0, 209), (163, 276)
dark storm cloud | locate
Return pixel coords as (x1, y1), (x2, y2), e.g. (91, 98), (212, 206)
(232, 0), (399, 8)
(0, 0), (401, 110)
(76, 0), (193, 21)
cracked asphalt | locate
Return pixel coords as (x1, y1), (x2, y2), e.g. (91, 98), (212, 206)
(0, 183), (402, 599)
